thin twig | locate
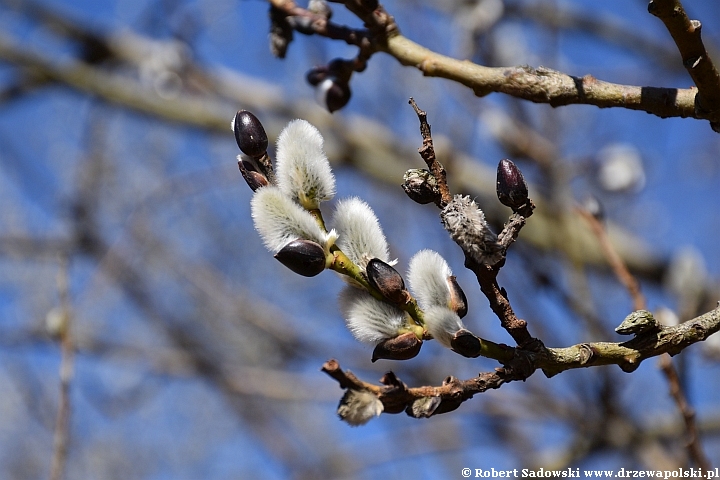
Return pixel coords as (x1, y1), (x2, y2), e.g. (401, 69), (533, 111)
(408, 97), (452, 208)
(657, 354), (711, 470)
(577, 209), (645, 311)
(579, 206), (712, 470)
(50, 256), (74, 480)
(649, 0), (720, 131)
(407, 99), (540, 349)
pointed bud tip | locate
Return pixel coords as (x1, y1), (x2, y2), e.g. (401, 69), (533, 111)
(496, 158), (529, 210)
(233, 110), (268, 158)
(274, 239), (326, 277)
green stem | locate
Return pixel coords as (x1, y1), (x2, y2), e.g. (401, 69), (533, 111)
(308, 208), (327, 231)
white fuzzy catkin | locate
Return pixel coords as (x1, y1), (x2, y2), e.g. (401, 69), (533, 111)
(251, 185), (333, 253)
(423, 305), (465, 348)
(337, 389), (383, 426)
(333, 197), (390, 269)
(407, 249), (453, 310)
(339, 287), (407, 344)
(441, 195), (503, 266)
(275, 119), (336, 209)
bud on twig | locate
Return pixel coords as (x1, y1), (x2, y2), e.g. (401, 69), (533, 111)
(233, 110), (268, 158)
(402, 169), (440, 205)
(615, 310), (660, 335)
(274, 239), (327, 277)
(366, 258), (410, 304)
(371, 332), (422, 362)
(308, 58), (354, 113)
(496, 159), (529, 210)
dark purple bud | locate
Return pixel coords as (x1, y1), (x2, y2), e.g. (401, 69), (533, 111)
(371, 332), (422, 362)
(233, 110), (268, 158)
(316, 78), (351, 113)
(496, 158), (529, 210)
(402, 169), (440, 205)
(366, 258), (410, 304)
(450, 329), (481, 358)
(306, 66), (329, 86)
(447, 276), (468, 318)
(274, 239), (326, 277)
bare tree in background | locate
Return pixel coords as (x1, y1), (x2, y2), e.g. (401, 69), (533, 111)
(0, 0), (719, 478)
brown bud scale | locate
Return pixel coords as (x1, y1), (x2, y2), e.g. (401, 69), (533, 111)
(447, 275), (468, 318)
(366, 258), (410, 304)
(274, 239), (326, 277)
(372, 332), (422, 362)
(450, 329), (481, 358)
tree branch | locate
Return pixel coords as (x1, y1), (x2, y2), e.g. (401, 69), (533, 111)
(50, 257), (73, 480)
(268, 0), (719, 129)
(649, 0), (720, 131)
(323, 306), (720, 419)
(407, 100), (540, 350)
